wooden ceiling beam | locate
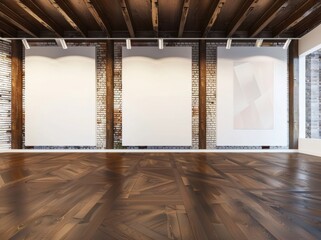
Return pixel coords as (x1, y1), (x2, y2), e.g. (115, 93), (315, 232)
(83, 0), (112, 37)
(274, 0), (321, 37)
(202, 0), (226, 38)
(15, 0), (64, 37)
(119, 0), (135, 38)
(0, 30), (14, 38)
(49, 0), (87, 37)
(294, 4), (321, 37)
(0, 3), (38, 37)
(178, 0), (190, 37)
(151, 0), (159, 37)
(0, 19), (17, 37)
(227, 0), (258, 37)
(249, 0), (288, 37)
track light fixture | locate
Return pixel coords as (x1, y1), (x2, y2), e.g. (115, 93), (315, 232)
(59, 38), (68, 49)
(22, 39), (30, 49)
(126, 38), (131, 49)
(158, 38), (164, 49)
(255, 38), (263, 47)
(226, 38), (232, 49)
(283, 39), (291, 49)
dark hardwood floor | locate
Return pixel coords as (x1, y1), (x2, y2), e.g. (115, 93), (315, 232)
(0, 152), (320, 239)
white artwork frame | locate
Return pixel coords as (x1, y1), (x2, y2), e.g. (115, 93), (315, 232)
(25, 46), (97, 146)
(122, 46), (192, 146)
(217, 47), (288, 146)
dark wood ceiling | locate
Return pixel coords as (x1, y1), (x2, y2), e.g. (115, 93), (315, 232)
(0, 0), (320, 38)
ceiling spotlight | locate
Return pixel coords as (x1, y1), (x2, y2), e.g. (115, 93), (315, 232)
(59, 38), (68, 49)
(255, 38), (263, 47)
(22, 39), (30, 49)
(55, 38), (61, 46)
(226, 38), (232, 49)
(126, 38), (131, 49)
(158, 38), (164, 49)
(283, 39), (292, 49)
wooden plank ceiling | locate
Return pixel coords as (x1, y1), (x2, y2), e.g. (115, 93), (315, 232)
(0, 0), (320, 38)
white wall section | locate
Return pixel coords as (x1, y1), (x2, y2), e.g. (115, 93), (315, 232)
(217, 47), (288, 146)
(122, 47), (192, 146)
(25, 47), (96, 146)
(299, 55), (306, 139)
(299, 24), (321, 56)
(299, 138), (321, 157)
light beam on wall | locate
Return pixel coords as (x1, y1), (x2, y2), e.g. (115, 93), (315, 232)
(255, 38), (263, 47)
(283, 39), (292, 49)
(22, 39), (30, 49)
(59, 38), (68, 49)
(126, 38), (131, 49)
(158, 38), (164, 49)
(226, 38), (232, 49)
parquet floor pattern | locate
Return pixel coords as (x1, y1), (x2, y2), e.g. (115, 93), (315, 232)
(0, 152), (320, 239)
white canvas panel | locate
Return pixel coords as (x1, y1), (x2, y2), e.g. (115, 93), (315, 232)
(233, 61), (274, 129)
(217, 47), (288, 146)
(25, 47), (96, 146)
(122, 47), (192, 146)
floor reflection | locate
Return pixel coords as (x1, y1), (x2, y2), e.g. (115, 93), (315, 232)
(1, 152), (320, 239)
(104, 153), (124, 201)
(6, 156), (28, 221)
(196, 153), (210, 193)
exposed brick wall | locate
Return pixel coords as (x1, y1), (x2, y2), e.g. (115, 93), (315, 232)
(306, 50), (321, 138)
(206, 42), (218, 149)
(0, 40), (11, 149)
(113, 41), (124, 148)
(21, 42), (106, 149)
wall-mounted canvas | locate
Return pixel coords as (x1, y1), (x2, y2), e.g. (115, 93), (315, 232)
(122, 47), (192, 146)
(25, 47), (96, 146)
(233, 61), (274, 130)
(217, 47), (288, 146)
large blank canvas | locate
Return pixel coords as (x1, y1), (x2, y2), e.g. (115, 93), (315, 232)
(122, 47), (192, 146)
(217, 47), (288, 146)
(25, 47), (96, 146)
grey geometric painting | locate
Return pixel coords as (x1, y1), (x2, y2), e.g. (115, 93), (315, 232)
(233, 62), (274, 129)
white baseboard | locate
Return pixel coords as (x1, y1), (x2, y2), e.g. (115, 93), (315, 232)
(0, 149), (298, 153)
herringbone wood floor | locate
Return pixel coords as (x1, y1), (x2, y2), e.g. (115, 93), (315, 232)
(0, 152), (320, 239)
